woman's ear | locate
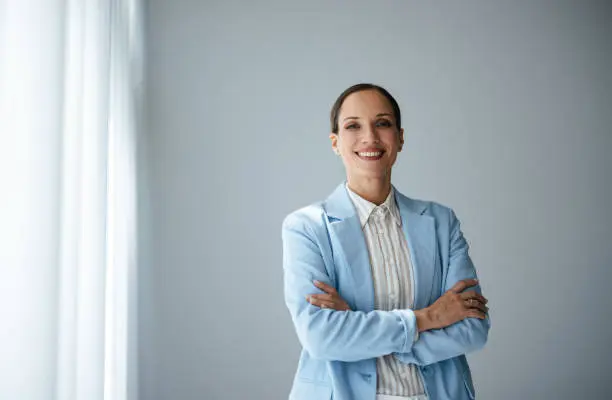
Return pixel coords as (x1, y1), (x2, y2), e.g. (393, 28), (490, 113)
(329, 133), (339, 155)
(398, 128), (405, 151)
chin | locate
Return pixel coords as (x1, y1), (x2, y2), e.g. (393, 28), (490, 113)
(354, 169), (390, 179)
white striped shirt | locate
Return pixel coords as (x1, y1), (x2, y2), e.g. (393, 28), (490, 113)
(346, 184), (426, 397)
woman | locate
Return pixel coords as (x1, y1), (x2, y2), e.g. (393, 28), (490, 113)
(282, 84), (490, 400)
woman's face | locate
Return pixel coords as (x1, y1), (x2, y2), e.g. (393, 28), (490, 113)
(330, 89), (404, 182)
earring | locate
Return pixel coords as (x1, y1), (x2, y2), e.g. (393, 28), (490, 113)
(335, 149), (340, 155)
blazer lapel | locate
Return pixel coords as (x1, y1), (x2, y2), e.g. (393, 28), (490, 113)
(323, 183), (375, 312)
(323, 182), (437, 313)
(394, 187), (436, 310)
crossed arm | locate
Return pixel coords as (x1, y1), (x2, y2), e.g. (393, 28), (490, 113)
(283, 209), (490, 364)
(283, 215), (419, 361)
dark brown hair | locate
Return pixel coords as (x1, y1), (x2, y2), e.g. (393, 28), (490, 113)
(330, 83), (401, 134)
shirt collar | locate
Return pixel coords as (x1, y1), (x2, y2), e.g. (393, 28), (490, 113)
(345, 183), (402, 228)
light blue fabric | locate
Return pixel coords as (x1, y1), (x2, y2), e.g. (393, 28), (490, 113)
(282, 182), (490, 400)
(376, 395), (429, 400)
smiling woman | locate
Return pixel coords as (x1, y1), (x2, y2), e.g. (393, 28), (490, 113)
(329, 84), (404, 205)
(281, 83), (490, 400)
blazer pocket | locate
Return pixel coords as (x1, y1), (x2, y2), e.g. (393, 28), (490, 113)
(289, 379), (332, 400)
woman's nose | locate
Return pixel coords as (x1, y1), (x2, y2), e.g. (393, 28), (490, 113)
(362, 124), (380, 143)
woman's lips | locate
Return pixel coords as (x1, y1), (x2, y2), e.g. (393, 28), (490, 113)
(355, 151), (384, 161)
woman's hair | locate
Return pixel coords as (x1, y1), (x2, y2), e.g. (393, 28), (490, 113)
(330, 83), (401, 134)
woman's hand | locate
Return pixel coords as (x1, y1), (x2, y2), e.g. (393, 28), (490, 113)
(416, 278), (488, 332)
(306, 280), (351, 311)
(305, 278), (488, 331)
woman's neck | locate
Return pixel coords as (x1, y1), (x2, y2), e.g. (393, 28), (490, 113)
(346, 176), (392, 205)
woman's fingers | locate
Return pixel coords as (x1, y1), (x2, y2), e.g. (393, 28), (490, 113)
(308, 281), (350, 310)
(461, 293), (488, 313)
(465, 309), (487, 319)
(313, 280), (337, 294)
(460, 290), (488, 304)
(308, 298), (341, 310)
(308, 293), (334, 302)
(306, 294), (330, 305)
(449, 278), (479, 294)
(464, 298), (488, 313)
(306, 294), (349, 310)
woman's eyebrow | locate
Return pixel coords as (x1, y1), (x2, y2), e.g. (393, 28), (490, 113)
(342, 113), (393, 122)
(342, 113), (392, 122)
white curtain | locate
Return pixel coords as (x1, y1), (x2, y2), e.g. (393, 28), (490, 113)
(0, 0), (144, 399)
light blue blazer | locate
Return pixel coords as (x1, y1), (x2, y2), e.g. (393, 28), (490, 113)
(282, 182), (490, 400)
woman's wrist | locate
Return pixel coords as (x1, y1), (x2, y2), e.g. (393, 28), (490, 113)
(415, 308), (435, 332)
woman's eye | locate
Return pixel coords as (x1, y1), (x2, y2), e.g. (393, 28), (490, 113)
(346, 124), (359, 130)
(376, 120), (392, 127)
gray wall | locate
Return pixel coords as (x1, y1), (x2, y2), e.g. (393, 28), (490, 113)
(141, 1), (612, 399)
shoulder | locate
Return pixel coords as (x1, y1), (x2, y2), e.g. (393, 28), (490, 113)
(425, 199), (454, 220)
(396, 190), (454, 217)
(395, 190), (459, 228)
(282, 201), (327, 233)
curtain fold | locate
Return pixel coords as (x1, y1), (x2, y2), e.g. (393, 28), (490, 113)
(0, 1), (144, 399)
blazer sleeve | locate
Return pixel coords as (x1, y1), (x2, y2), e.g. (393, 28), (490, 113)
(395, 208), (491, 366)
(282, 211), (419, 362)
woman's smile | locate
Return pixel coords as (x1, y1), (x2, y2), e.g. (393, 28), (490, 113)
(355, 150), (385, 161)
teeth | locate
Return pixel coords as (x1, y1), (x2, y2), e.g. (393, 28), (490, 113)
(358, 151), (382, 157)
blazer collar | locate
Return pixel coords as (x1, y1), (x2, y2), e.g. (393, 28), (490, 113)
(345, 183), (402, 228)
(323, 181), (435, 311)
(325, 181), (428, 222)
